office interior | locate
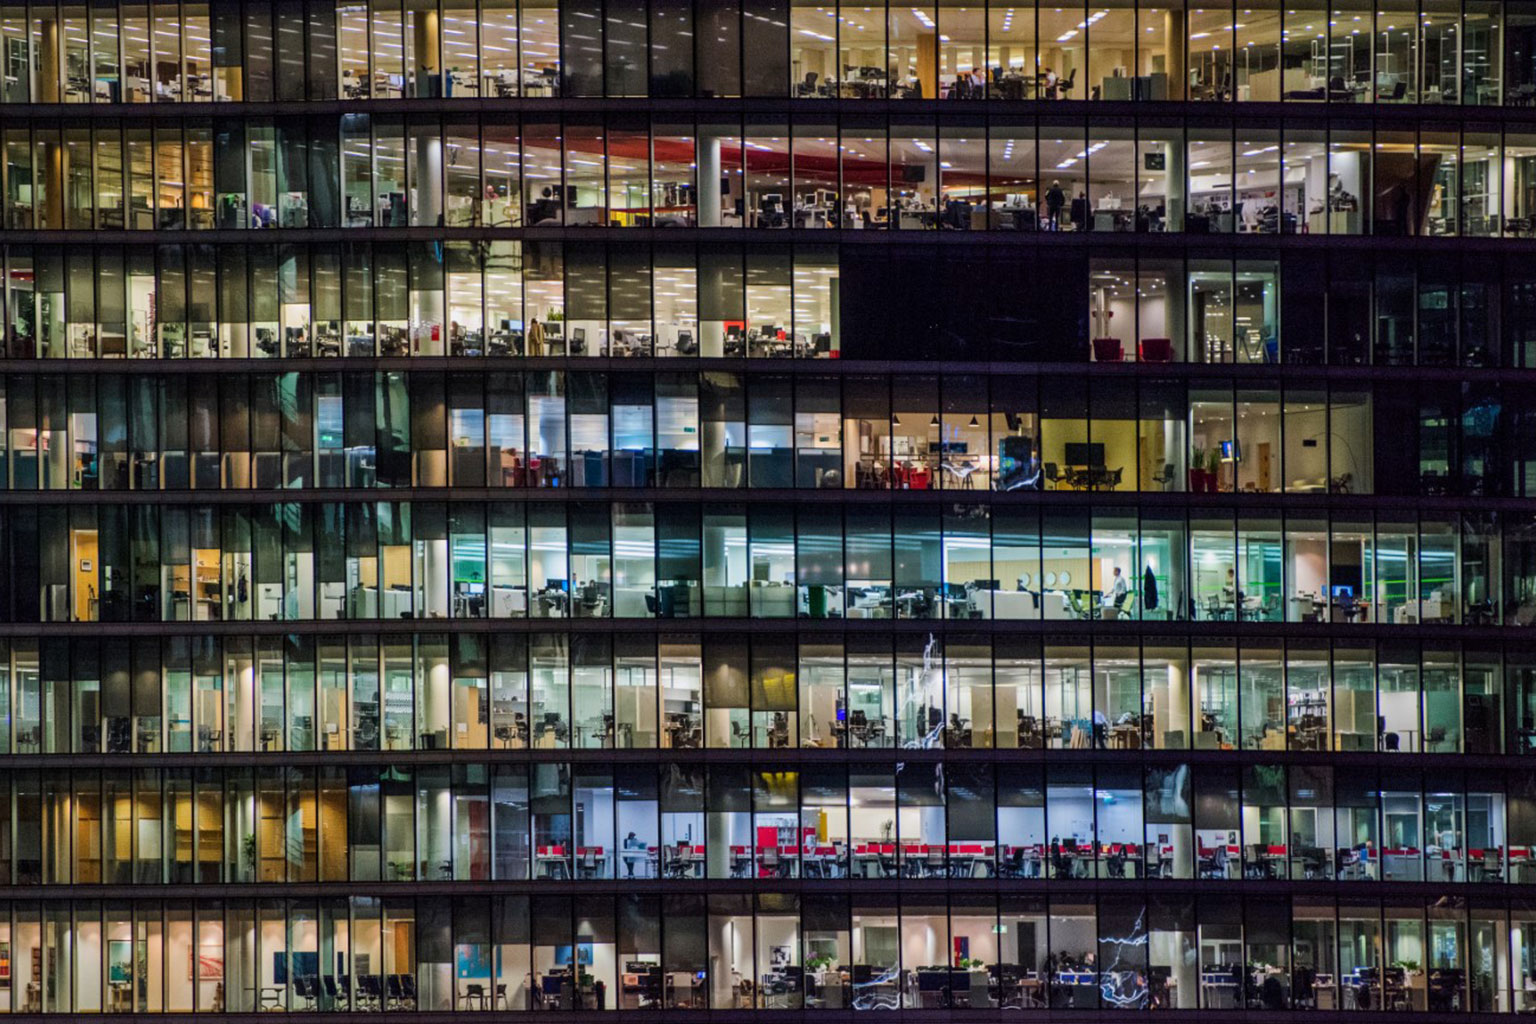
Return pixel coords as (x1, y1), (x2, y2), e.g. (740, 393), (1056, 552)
(10, 0), (1536, 107)
(12, 496), (1524, 637)
(0, 889), (1531, 1012)
(9, 758), (1531, 889)
(4, 630), (1526, 758)
(13, 116), (1536, 239)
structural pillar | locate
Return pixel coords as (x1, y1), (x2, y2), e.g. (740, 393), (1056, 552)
(698, 132), (722, 227)
(39, 18), (59, 102)
(413, 7), (441, 97)
(1164, 9), (1186, 100)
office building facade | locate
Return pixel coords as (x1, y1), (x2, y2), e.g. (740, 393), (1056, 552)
(5, 0), (1536, 1017)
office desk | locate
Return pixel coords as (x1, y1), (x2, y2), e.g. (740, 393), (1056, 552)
(1059, 464), (1122, 489)
(535, 847), (570, 879)
(1093, 208), (1132, 232)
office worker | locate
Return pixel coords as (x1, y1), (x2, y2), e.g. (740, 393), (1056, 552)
(1070, 191), (1089, 232)
(622, 831), (645, 877)
(1103, 566), (1127, 609)
(1045, 180), (1066, 229)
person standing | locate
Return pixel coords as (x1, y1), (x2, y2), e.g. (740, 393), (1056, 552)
(1045, 180), (1066, 230)
(1103, 565), (1128, 610)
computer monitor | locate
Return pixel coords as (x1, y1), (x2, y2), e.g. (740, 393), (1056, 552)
(1064, 441), (1106, 467)
(546, 578), (569, 592)
(758, 324), (776, 338)
(1219, 439), (1241, 461)
(461, 582), (485, 595)
(1330, 584), (1355, 600)
(542, 977), (565, 995)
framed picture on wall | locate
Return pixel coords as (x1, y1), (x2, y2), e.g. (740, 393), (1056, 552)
(0, 940), (10, 985)
(192, 942), (223, 981)
(108, 941), (133, 985)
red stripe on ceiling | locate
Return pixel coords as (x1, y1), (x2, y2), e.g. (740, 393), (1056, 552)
(559, 135), (986, 187)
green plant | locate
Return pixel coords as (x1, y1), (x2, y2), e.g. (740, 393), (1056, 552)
(805, 953), (836, 973)
(956, 957), (986, 970)
(1190, 447), (1206, 471)
(1205, 447), (1221, 475)
(1393, 958), (1421, 974)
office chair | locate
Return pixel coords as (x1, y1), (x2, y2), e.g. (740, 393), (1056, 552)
(1042, 462), (1058, 489)
(798, 71), (818, 97)
(1152, 462), (1175, 490)
(1482, 847), (1503, 882)
(1057, 67), (1076, 98)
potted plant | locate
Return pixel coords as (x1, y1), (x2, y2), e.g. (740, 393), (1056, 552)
(1188, 448), (1208, 492)
(1205, 448), (1222, 492)
(805, 953), (836, 975)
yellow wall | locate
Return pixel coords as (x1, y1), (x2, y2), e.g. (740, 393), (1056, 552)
(72, 530), (98, 622)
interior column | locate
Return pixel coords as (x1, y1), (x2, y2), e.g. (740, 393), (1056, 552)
(697, 132), (722, 227)
(1163, 9), (1186, 99)
(916, 33), (937, 97)
(412, 6), (441, 97)
(38, 17), (60, 102)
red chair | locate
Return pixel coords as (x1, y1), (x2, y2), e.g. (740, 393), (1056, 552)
(1092, 337), (1124, 362)
(1139, 337), (1174, 362)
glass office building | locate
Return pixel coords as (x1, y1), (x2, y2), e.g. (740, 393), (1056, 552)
(7, 0), (1536, 1017)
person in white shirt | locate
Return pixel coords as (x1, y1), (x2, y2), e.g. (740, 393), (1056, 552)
(1103, 566), (1128, 610)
